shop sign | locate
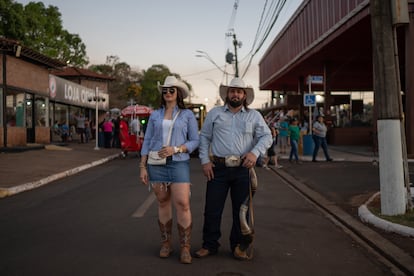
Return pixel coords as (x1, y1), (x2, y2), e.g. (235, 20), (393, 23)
(48, 75), (108, 109)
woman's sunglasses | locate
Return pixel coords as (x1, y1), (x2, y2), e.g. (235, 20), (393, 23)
(162, 87), (176, 95)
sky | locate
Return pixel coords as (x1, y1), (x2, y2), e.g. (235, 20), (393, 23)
(17, 0), (303, 111)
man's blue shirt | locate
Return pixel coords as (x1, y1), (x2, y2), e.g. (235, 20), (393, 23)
(199, 105), (272, 165)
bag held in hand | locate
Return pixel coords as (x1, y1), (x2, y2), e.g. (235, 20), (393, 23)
(148, 151), (166, 165)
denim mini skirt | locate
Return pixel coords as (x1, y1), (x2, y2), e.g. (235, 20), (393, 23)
(148, 158), (190, 184)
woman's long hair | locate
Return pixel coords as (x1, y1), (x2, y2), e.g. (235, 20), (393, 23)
(160, 87), (186, 109)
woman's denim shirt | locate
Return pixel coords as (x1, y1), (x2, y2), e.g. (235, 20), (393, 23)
(141, 106), (200, 161)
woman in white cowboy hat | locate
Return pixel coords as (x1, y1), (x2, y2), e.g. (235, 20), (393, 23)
(196, 77), (272, 260)
(140, 75), (200, 264)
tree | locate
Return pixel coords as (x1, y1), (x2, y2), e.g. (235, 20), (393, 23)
(89, 55), (143, 108)
(89, 59), (191, 109)
(130, 64), (191, 108)
(140, 64), (172, 108)
(0, 0), (88, 67)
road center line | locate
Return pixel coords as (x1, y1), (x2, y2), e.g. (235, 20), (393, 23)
(131, 193), (156, 218)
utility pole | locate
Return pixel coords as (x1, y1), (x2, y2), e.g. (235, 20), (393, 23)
(370, 0), (408, 215)
(233, 33), (239, 77)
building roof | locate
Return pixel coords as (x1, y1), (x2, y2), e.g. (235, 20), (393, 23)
(52, 67), (115, 81)
(0, 37), (66, 69)
(260, 0), (414, 92)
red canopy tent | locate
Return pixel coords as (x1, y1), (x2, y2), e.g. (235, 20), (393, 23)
(121, 105), (153, 117)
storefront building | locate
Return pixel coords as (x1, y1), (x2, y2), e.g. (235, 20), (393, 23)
(259, 0), (414, 156)
(1, 38), (111, 147)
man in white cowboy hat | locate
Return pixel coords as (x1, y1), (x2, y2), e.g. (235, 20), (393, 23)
(196, 77), (272, 260)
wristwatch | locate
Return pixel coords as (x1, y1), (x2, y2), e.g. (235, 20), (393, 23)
(174, 146), (183, 154)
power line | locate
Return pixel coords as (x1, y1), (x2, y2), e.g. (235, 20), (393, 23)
(240, 0), (288, 78)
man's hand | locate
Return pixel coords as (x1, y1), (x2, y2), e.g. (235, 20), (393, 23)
(242, 152), (257, 168)
(202, 162), (214, 181)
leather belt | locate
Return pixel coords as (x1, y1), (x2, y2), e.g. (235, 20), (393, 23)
(212, 155), (243, 167)
(212, 156), (226, 164)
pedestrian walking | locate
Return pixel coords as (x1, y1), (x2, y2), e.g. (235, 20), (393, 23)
(278, 116), (289, 154)
(112, 116), (121, 148)
(74, 112), (86, 143)
(102, 118), (113, 148)
(196, 77), (272, 260)
(288, 118), (301, 163)
(84, 117), (91, 143)
(312, 115), (333, 162)
(140, 76), (200, 264)
(263, 122), (282, 169)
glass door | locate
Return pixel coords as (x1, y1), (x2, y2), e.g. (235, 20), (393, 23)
(25, 93), (35, 143)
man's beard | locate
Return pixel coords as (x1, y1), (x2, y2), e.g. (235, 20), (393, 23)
(228, 98), (243, 108)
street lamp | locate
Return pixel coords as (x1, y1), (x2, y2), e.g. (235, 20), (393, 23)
(195, 50), (229, 76)
(205, 78), (222, 106)
(88, 87), (105, 150)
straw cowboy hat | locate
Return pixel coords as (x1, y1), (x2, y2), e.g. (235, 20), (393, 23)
(219, 77), (254, 105)
(157, 76), (189, 99)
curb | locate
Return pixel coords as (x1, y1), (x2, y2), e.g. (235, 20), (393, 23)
(358, 192), (414, 238)
(273, 167), (414, 274)
(0, 153), (119, 198)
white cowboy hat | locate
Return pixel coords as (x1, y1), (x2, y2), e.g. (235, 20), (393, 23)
(157, 76), (189, 99)
(219, 77), (254, 105)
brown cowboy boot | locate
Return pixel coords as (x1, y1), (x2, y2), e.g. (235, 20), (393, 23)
(158, 219), (173, 258)
(177, 223), (192, 264)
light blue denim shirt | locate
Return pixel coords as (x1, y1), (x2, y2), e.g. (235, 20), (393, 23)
(141, 106), (200, 161)
(199, 105), (273, 165)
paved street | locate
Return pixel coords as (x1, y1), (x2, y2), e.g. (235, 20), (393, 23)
(0, 156), (406, 275)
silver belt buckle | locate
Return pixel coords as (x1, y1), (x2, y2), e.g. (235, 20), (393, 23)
(225, 155), (241, 167)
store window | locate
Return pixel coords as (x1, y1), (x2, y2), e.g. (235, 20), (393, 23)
(54, 103), (69, 125)
(70, 106), (82, 127)
(35, 96), (48, 127)
(50, 102), (69, 142)
(6, 91), (25, 127)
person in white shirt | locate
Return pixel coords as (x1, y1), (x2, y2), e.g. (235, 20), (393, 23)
(130, 117), (141, 136)
(312, 115), (333, 162)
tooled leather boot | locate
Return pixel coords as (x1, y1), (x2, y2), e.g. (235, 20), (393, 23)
(177, 223), (192, 264)
(158, 219), (173, 258)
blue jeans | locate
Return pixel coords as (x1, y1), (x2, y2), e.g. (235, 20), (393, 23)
(312, 135), (331, 161)
(289, 139), (299, 161)
(201, 163), (250, 253)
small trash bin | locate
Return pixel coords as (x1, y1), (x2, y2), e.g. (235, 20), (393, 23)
(303, 134), (314, 156)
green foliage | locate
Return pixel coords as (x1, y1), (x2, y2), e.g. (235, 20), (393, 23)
(88, 55), (143, 108)
(0, 0), (88, 66)
(88, 60), (190, 110)
(140, 64), (172, 108)
(369, 205), (414, 228)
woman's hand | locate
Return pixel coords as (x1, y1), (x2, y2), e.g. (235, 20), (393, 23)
(158, 146), (174, 157)
(140, 167), (148, 185)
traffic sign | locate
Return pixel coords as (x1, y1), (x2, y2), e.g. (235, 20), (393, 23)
(307, 75), (324, 85)
(304, 94), (316, 107)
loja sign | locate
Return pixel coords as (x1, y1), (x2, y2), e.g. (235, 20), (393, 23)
(49, 75), (109, 110)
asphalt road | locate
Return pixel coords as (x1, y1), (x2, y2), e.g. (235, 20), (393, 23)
(0, 157), (398, 276)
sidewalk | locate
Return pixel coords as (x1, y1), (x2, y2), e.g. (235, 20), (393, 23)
(0, 142), (121, 197)
(0, 142), (413, 263)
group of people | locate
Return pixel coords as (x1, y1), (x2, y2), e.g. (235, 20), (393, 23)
(52, 113), (92, 143)
(138, 75), (333, 265)
(98, 115), (142, 149)
(74, 113), (92, 143)
(263, 113), (333, 165)
(139, 75), (273, 264)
